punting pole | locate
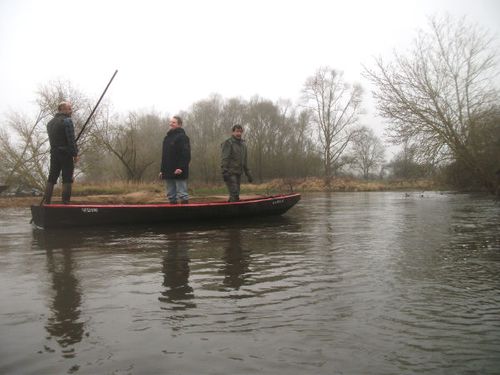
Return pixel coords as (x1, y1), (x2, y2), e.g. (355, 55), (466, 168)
(76, 69), (118, 142)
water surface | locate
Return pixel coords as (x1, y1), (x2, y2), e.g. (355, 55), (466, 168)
(1, 192), (499, 374)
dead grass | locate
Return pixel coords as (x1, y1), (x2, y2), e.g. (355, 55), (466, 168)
(0, 177), (445, 208)
(253, 176), (443, 193)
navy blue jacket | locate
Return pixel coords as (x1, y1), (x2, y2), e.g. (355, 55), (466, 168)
(160, 127), (191, 179)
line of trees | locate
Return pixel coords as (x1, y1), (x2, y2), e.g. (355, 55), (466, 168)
(0, 76), (382, 189)
(1, 15), (498, 193)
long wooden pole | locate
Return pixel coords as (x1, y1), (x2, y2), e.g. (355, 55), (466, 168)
(36, 70), (118, 208)
(76, 69), (118, 142)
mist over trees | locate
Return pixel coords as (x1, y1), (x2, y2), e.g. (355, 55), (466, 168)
(1, 15), (498, 194)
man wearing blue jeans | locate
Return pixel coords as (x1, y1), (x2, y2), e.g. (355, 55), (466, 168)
(159, 116), (191, 204)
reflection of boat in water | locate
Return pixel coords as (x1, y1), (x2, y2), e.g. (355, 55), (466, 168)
(31, 214), (297, 247)
(31, 193), (301, 229)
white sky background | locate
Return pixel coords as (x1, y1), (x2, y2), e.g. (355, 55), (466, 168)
(1, 0), (499, 144)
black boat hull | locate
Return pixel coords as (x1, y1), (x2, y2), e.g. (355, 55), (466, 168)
(31, 193), (301, 229)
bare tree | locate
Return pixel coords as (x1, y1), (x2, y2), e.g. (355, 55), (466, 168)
(302, 67), (363, 187)
(186, 94), (226, 183)
(221, 97), (246, 131)
(0, 81), (91, 190)
(245, 97), (282, 182)
(0, 111), (49, 190)
(350, 126), (385, 179)
(287, 109), (322, 178)
(90, 110), (163, 181)
(364, 15), (499, 192)
(185, 94), (321, 183)
(388, 140), (434, 179)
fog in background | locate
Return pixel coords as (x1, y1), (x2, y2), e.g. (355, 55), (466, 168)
(1, 0), (499, 147)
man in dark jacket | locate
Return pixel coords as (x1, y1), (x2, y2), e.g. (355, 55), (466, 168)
(43, 101), (78, 204)
(221, 124), (253, 202)
(159, 116), (191, 204)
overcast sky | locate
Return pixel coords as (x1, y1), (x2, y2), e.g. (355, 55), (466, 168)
(1, 0), (499, 138)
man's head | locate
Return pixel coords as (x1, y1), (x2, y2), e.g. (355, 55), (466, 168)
(169, 116), (183, 130)
(58, 101), (73, 116)
(232, 124), (244, 139)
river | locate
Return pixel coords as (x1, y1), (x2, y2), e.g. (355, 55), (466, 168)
(0, 192), (499, 374)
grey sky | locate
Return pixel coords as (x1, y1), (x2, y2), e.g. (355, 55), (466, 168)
(1, 0), (499, 138)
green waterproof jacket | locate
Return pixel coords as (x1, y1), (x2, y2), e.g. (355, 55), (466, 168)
(221, 136), (251, 176)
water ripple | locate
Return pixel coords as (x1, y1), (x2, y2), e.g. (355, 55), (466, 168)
(1, 193), (500, 374)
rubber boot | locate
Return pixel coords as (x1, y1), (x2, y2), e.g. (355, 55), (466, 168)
(62, 183), (72, 204)
(169, 200), (178, 204)
(180, 200), (189, 204)
(43, 182), (54, 204)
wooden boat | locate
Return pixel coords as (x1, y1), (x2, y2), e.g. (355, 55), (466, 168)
(30, 193), (301, 229)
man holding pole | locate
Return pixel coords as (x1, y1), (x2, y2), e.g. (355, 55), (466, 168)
(43, 101), (78, 204)
(40, 70), (117, 205)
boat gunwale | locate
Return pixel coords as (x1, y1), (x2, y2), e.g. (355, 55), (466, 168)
(37, 193), (301, 209)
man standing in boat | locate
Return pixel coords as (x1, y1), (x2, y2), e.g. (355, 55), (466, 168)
(221, 124), (253, 202)
(43, 101), (78, 204)
(159, 116), (191, 204)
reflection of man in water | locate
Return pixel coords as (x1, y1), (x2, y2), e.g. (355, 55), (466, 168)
(495, 169), (500, 196)
(159, 237), (195, 308)
(221, 229), (250, 290)
(44, 246), (84, 349)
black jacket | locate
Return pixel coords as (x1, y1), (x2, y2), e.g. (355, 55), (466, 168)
(160, 127), (191, 179)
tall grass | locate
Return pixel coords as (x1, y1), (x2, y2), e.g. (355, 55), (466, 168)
(71, 177), (444, 197)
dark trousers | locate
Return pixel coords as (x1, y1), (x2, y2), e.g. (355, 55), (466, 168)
(48, 149), (74, 184)
(225, 174), (241, 202)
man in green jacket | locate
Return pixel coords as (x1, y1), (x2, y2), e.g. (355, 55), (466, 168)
(221, 124), (253, 202)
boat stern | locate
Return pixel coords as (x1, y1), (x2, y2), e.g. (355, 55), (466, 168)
(30, 205), (45, 228)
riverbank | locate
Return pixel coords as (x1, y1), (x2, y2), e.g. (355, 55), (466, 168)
(0, 177), (445, 208)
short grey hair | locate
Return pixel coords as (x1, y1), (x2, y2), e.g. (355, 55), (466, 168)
(58, 101), (70, 112)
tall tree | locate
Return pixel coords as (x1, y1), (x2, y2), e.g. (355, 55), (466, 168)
(0, 111), (48, 189)
(350, 126), (385, 179)
(90, 110), (164, 181)
(388, 141), (432, 179)
(244, 97), (281, 182)
(364, 15), (499, 193)
(186, 94), (226, 183)
(286, 109), (322, 178)
(302, 67), (363, 187)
